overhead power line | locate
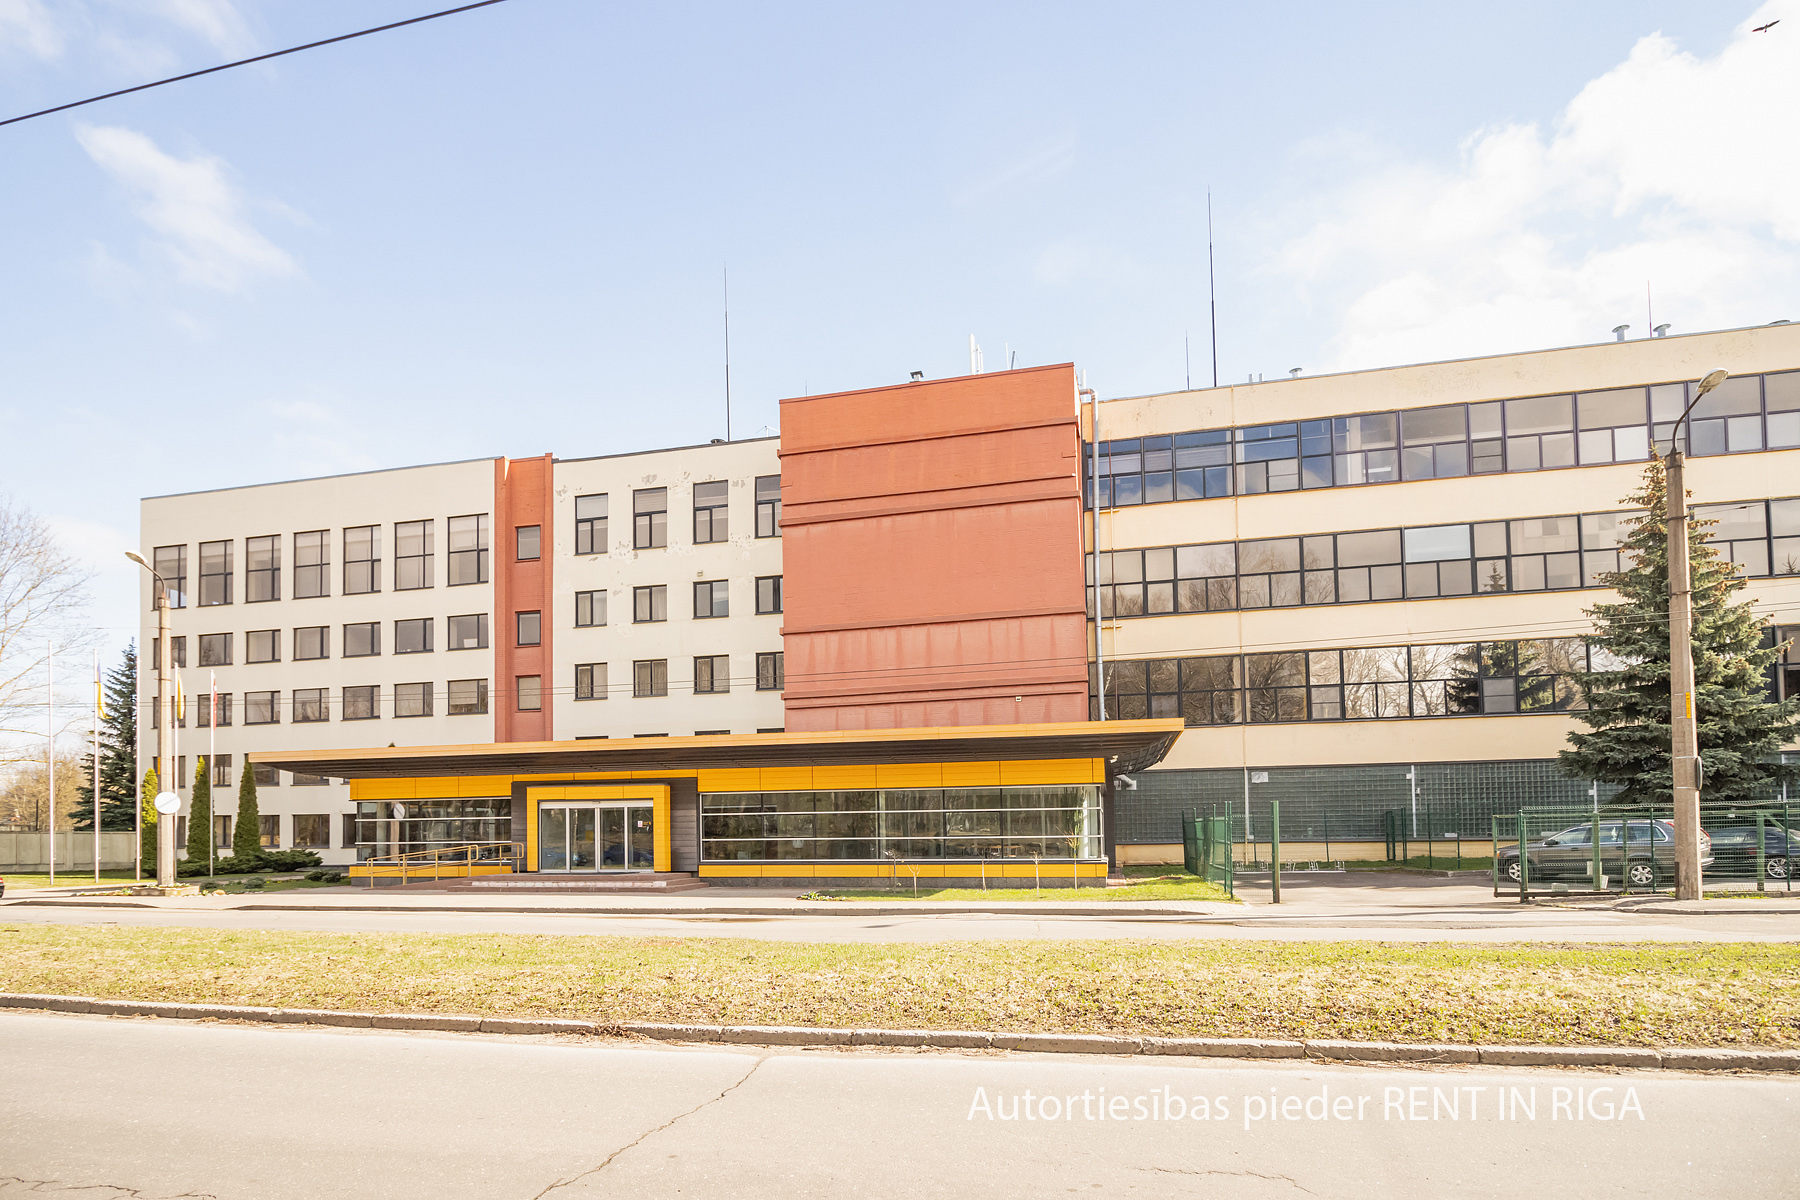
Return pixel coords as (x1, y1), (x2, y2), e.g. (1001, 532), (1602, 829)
(0, 0), (520, 129)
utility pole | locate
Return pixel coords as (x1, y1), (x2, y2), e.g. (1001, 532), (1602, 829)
(1668, 368), (1729, 900)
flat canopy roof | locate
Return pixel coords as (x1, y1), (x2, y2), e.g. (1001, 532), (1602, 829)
(250, 720), (1185, 780)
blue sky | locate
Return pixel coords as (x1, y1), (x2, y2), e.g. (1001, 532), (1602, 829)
(0, 0), (1794, 660)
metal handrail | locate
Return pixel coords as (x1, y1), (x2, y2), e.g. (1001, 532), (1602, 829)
(360, 841), (525, 888)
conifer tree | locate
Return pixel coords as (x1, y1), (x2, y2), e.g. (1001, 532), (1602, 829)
(185, 756), (212, 871)
(139, 766), (158, 873)
(72, 644), (139, 831)
(233, 764), (262, 865)
(1560, 455), (1800, 806)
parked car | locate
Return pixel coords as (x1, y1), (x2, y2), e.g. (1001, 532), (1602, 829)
(0, 874), (5, 898)
(1703, 823), (1798, 880)
(1497, 820), (1711, 888)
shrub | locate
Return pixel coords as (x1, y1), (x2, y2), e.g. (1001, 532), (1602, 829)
(241, 877), (265, 891)
(260, 849), (323, 872)
(217, 853), (262, 875)
(305, 870), (326, 882)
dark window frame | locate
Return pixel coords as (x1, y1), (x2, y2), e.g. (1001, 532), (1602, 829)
(344, 525), (381, 595)
(633, 488), (668, 549)
(293, 529), (330, 598)
(756, 575), (782, 615)
(755, 475), (782, 538)
(693, 480), (729, 544)
(694, 579), (729, 619)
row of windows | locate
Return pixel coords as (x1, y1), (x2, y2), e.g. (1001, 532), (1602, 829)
(152, 755), (333, 791)
(1094, 638), (1607, 725)
(604, 578), (782, 625)
(578, 476), (783, 553)
(1088, 496), (1800, 617)
(147, 654), (790, 727)
(1089, 371), (1800, 506)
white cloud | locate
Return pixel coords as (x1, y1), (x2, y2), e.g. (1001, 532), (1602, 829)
(146, 0), (255, 57)
(1279, 0), (1800, 373)
(0, 0), (60, 58)
(76, 124), (300, 292)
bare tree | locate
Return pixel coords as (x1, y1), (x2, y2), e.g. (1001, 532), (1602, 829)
(0, 499), (94, 770)
(0, 750), (92, 831)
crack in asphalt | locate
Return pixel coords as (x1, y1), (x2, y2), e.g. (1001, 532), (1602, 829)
(1135, 1165), (1316, 1193)
(0, 1177), (218, 1200)
(528, 1056), (767, 1197)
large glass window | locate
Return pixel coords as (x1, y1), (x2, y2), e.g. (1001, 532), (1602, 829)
(449, 678), (488, 715)
(395, 520), (432, 590)
(634, 584), (667, 623)
(395, 682), (433, 718)
(292, 689), (327, 722)
(756, 651), (784, 691)
(197, 633), (231, 666)
(634, 488), (668, 549)
(245, 630), (277, 664)
(198, 540), (232, 606)
(245, 535), (279, 602)
(293, 626), (328, 660)
(448, 514), (489, 585)
(694, 654), (730, 694)
(395, 618), (433, 654)
(1576, 389), (1650, 464)
(574, 494), (608, 554)
(756, 575), (782, 614)
(693, 480), (729, 543)
(634, 659), (668, 697)
(1401, 406), (1470, 480)
(575, 589), (606, 627)
(515, 525), (540, 561)
(575, 662), (606, 700)
(294, 530), (329, 598)
(342, 685), (378, 720)
(152, 545), (187, 608)
(755, 475), (781, 537)
(244, 691), (278, 724)
(516, 611), (541, 646)
(343, 622), (380, 657)
(1504, 394), (1576, 472)
(694, 580), (729, 618)
(344, 525), (380, 594)
(701, 785), (1101, 862)
(448, 613), (488, 650)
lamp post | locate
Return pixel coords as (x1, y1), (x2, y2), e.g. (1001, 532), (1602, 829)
(125, 551), (176, 889)
(1665, 368), (1729, 901)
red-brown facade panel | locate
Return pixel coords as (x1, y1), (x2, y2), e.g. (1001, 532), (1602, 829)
(494, 454), (554, 742)
(779, 365), (1088, 730)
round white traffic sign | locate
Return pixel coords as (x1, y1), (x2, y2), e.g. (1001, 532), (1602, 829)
(154, 791), (181, 815)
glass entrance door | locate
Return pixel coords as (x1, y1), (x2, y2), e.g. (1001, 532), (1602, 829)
(540, 803), (655, 872)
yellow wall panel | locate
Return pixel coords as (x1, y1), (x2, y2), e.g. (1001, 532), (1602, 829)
(999, 759), (1099, 785)
(457, 775), (512, 797)
(349, 779), (414, 801)
(758, 766), (813, 791)
(410, 776), (465, 797)
(940, 761), (1001, 787)
(811, 764), (878, 789)
(698, 768), (760, 793)
(876, 762), (943, 788)
(700, 864), (764, 877)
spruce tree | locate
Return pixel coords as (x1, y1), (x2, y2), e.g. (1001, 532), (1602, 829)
(139, 766), (158, 873)
(1560, 455), (1800, 807)
(73, 644), (140, 831)
(185, 756), (212, 871)
(233, 765), (262, 866)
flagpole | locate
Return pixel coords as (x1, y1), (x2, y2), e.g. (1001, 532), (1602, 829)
(47, 642), (55, 888)
(93, 649), (101, 883)
(209, 670), (217, 874)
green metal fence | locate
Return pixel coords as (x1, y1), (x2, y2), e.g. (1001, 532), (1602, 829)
(1491, 805), (1796, 899)
(1182, 810), (1235, 898)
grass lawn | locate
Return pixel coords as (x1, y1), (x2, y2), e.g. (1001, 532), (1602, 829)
(1, 925), (1796, 1046)
(806, 867), (1233, 904)
(1, 871), (142, 891)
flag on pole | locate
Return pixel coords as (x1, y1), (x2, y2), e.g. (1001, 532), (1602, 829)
(175, 674), (185, 723)
(95, 656), (106, 720)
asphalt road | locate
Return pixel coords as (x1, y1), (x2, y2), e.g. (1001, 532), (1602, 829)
(1, 1011), (1791, 1200)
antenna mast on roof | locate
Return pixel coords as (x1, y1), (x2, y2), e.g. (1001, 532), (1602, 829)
(1207, 189), (1219, 389)
(723, 267), (732, 442)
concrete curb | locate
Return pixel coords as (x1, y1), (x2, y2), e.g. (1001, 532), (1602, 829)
(1, 897), (1236, 918)
(3, 991), (1796, 1071)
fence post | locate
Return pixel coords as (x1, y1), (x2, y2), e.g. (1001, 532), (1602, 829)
(1517, 810), (1529, 903)
(1270, 799), (1282, 904)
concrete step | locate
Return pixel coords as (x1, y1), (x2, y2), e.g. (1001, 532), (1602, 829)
(447, 874), (709, 894)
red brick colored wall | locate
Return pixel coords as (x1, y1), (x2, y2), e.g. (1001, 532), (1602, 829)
(778, 365), (1088, 729)
(494, 454), (554, 742)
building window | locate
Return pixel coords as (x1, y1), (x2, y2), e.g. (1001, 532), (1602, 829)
(241, 630), (274, 663)
(694, 655), (730, 694)
(150, 636), (187, 672)
(448, 613), (488, 650)
(633, 659), (668, 697)
(395, 682), (433, 717)
(516, 524), (541, 561)
(214, 814), (233, 849)
(252, 763), (280, 787)
(343, 622), (380, 657)
(756, 651), (784, 691)
(755, 475), (781, 538)
(448, 514), (489, 584)
(196, 692), (232, 727)
(693, 480), (729, 543)
(198, 540), (232, 606)
(516, 675), (542, 711)
(294, 530), (329, 598)
(575, 589), (606, 627)
(344, 525), (380, 594)
(633, 487), (667, 549)
(292, 773), (330, 787)
(756, 575), (782, 614)
(395, 618), (433, 654)
(292, 689), (328, 722)
(575, 494), (608, 555)
(449, 678), (489, 715)
(244, 691), (279, 724)
(246, 534), (280, 602)
(695, 729), (730, 736)
(395, 520), (433, 590)
(294, 626), (329, 660)
(694, 580), (729, 618)
(153, 545), (187, 608)
(293, 814), (329, 848)
(575, 662), (606, 700)
(259, 814), (282, 848)
(516, 611), (541, 646)
(342, 685), (378, 720)
(633, 584), (667, 623)
(197, 633), (232, 666)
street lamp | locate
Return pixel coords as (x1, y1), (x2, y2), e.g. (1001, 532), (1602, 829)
(1664, 368), (1728, 900)
(125, 551), (178, 889)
